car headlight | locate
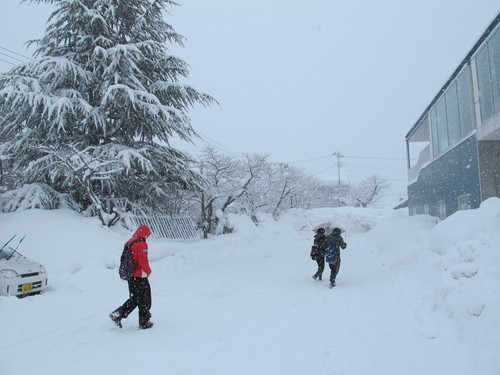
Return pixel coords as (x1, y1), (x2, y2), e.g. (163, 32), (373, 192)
(39, 265), (47, 273)
(1, 269), (19, 278)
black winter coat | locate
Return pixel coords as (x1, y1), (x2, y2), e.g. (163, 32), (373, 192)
(310, 233), (327, 260)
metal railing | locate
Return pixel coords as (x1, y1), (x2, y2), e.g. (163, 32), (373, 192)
(124, 214), (200, 240)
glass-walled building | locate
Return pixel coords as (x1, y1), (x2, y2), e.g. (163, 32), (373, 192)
(406, 13), (500, 219)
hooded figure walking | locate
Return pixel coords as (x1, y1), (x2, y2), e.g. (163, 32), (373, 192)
(311, 228), (328, 280)
(325, 227), (347, 288)
(110, 225), (154, 329)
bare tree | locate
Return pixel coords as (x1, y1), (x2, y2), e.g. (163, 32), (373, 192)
(196, 147), (254, 238)
(191, 148), (323, 236)
(270, 164), (313, 219)
(347, 175), (390, 207)
(238, 160), (320, 220)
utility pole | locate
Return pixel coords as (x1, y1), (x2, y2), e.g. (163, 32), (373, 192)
(332, 152), (344, 186)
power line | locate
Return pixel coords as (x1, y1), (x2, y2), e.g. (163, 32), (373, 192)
(344, 155), (406, 161)
(0, 57), (16, 66)
(194, 138), (409, 182)
(0, 46), (31, 60)
(285, 153), (406, 164)
(314, 170), (407, 183)
(0, 46), (31, 70)
(345, 174), (407, 182)
(195, 130), (246, 159)
(310, 164), (336, 177)
(0, 51), (26, 63)
(284, 154), (332, 163)
(189, 130), (407, 165)
(343, 165), (407, 173)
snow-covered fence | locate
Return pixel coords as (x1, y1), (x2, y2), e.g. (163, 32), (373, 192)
(125, 215), (200, 240)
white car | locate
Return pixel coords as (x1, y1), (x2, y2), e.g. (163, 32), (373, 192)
(0, 242), (48, 297)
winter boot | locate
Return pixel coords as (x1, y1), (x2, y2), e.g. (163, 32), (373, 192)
(109, 309), (123, 328)
(313, 272), (323, 281)
(329, 280), (336, 289)
(139, 317), (154, 330)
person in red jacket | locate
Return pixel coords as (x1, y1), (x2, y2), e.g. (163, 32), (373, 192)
(109, 225), (154, 329)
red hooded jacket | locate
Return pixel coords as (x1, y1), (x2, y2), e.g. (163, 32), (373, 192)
(127, 225), (152, 278)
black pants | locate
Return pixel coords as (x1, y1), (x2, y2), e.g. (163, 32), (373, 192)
(329, 259), (341, 282)
(314, 257), (325, 278)
(120, 277), (152, 320)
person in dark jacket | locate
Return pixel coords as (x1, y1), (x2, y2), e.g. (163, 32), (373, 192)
(311, 228), (328, 280)
(325, 227), (347, 288)
(109, 225), (154, 329)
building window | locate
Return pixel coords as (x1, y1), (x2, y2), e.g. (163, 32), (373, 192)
(423, 204), (429, 215)
(437, 200), (446, 220)
(430, 109), (439, 157)
(436, 97), (449, 153)
(488, 29), (500, 116)
(429, 65), (475, 158)
(445, 84), (460, 146)
(458, 194), (471, 210)
(456, 70), (474, 136)
(430, 101), (447, 154)
(477, 46), (494, 122)
(475, 28), (500, 124)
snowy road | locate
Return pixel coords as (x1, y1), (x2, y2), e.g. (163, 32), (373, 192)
(1, 205), (499, 375)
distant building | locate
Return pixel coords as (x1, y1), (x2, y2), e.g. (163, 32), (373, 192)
(406, 13), (500, 219)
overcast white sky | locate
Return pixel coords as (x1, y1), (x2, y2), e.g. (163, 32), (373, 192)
(1, 1), (499, 205)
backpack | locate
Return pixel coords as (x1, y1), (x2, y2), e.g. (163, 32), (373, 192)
(325, 235), (339, 263)
(310, 245), (321, 261)
(325, 234), (347, 263)
(119, 239), (145, 280)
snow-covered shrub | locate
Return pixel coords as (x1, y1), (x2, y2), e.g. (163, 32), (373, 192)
(0, 183), (79, 212)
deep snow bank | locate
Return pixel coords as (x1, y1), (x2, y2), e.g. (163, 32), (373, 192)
(0, 199), (499, 375)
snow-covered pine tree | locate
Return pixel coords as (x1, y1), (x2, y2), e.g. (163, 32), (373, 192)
(0, 0), (214, 225)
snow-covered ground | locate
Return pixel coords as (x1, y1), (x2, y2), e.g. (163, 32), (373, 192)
(1, 199), (499, 375)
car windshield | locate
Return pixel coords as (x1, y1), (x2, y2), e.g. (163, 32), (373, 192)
(0, 246), (19, 260)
